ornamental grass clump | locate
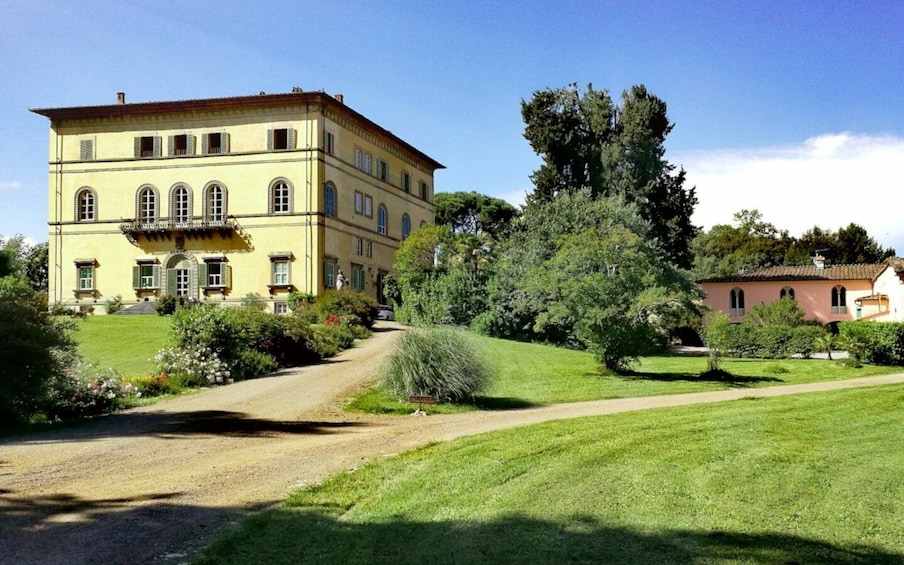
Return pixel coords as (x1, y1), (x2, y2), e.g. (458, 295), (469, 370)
(380, 328), (493, 404)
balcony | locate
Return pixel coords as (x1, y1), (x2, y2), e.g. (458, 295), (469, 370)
(120, 217), (241, 245)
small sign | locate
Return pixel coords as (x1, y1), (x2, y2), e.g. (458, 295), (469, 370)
(408, 395), (436, 404)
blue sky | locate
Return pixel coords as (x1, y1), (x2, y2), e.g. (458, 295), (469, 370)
(2, 1), (903, 252)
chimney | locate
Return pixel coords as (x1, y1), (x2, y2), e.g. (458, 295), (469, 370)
(333, 93), (344, 104)
(813, 253), (826, 270)
(117, 92), (126, 104)
(291, 86), (302, 93)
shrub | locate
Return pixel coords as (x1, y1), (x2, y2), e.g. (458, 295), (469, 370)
(154, 346), (231, 386)
(839, 321), (904, 365)
(380, 328), (493, 404)
(231, 349), (278, 381)
(126, 374), (178, 397)
(241, 292), (267, 312)
(104, 294), (123, 314)
(50, 303), (87, 318)
(286, 291), (315, 311)
(154, 294), (187, 316)
(313, 290), (378, 328)
(45, 362), (137, 421)
(0, 282), (79, 424)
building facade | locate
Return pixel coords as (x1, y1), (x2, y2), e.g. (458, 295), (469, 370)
(699, 257), (904, 325)
(33, 90), (443, 313)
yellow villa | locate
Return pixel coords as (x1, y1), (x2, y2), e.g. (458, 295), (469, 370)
(32, 89), (443, 314)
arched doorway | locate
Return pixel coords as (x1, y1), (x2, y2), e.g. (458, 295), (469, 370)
(166, 254), (198, 299)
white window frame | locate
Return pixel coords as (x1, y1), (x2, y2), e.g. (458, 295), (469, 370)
(354, 191), (364, 214)
(78, 266), (94, 291)
(364, 194), (373, 218)
(272, 261), (290, 286)
(377, 205), (387, 235)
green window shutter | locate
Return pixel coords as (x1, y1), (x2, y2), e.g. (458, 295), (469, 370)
(221, 132), (230, 153)
(201, 134), (209, 154)
(166, 269), (176, 295)
(287, 128), (296, 149)
(134, 137), (141, 158)
(152, 265), (161, 288)
(132, 266), (140, 289)
(167, 135), (174, 156)
(267, 184), (275, 215)
(185, 134), (195, 156)
(225, 265), (232, 288)
(199, 263), (208, 287)
(267, 129), (274, 151)
(153, 136), (162, 157)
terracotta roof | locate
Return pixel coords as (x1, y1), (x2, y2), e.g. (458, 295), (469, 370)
(30, 91), (445, 171)
(699, 263), (888, 283)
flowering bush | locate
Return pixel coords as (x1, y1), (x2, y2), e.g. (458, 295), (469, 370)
(46, 362), (137, 421)
(324, 314), (341, 327)
(154, 346), (231, 386)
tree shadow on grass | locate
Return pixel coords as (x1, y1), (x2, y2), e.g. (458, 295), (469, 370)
(473, 397), (539, 410)
(616, 370), (785, 387)
(198, 508), (904, 565)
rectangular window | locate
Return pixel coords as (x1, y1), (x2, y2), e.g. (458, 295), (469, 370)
(377, 160), (388, 181)
(364, 153), (372, 174)
(207, 262), (223, 287)
(140, 265), (155, 288)
(272, 261), (289, 285)
(79, 139), (94, 161)
(206, 132), (224, 154)
(365, 240), (373, 258)
(419, 181), (429, 200)
(137, 136), (159, 159)
(78, 266), (94, 290)
(324, 260), (338, 288)
(355, 237), (363, 256)
(324, 131), (335, 155)
(351, 264), (365, 292)
(354, 191), (363, 214)
(355, 147), (363, 169)
(401, 171), (411, 193)
(364, 195), (373, 218)
(268, 128), (294, 151)
(274, 302), (288, 315)
(173, 134), (188, 156)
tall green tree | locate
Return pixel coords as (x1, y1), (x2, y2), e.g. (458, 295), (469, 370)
(521, 84), (698, 267)
(477, 191), (699, 369)
(790, 223), (894, 264)
(434, 191), (520, 239)
(691, 210), (797, 279)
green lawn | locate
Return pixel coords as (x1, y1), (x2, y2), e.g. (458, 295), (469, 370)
(198, 384), (904, 564)
(348, 334), (904, 413)
(73, 315), (171, 377)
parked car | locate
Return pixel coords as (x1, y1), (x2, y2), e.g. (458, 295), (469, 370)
(376, 304), (395, 321)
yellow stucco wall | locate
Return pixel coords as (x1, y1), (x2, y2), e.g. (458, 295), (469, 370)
(42, 95), (438, 313)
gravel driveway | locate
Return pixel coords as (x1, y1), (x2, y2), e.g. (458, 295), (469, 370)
(3, 322), (903, 564)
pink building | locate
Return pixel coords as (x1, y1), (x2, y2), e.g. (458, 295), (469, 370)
(699, 257), (904, 325)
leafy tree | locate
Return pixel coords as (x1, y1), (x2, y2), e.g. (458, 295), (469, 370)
(0, 235), (26, 279)
(790, 223), (894, 265)
(692, 210), (797, 278)
(434, 191), (520, 239)
(24, 241), (48, 292)
(521, 84), (698, 267)
(0, 277), (78, 424)
(479, 191), (699, 370)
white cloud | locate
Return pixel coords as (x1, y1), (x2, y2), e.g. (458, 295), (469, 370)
(677, 133), (904, 251)
(0, 181), (22, 191)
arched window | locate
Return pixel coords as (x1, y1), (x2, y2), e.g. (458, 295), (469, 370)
(269, 178), (292, 214)
(170, 184), (192, 224)
(136, 185), (159, 224)
(730, 287), (745, 316)
(204, 183), (227, 223)
(832, 286), (847, 315)
(324, 183), (337, 217)
(75, 187), (96, 221)
(401, 214), (411, 241)
(377, 205), (387, 235)
(780, 286), (795, 300)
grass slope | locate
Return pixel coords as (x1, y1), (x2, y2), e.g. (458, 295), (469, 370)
(199, 384), (904, 564)
(349, 334), (903, 413)
(73, 315), (170, 377)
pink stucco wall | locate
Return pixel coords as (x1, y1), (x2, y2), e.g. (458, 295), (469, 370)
(701, 277), (891, 324)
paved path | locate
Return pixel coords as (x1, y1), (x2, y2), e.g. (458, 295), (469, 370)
(2, 323), (903, 564)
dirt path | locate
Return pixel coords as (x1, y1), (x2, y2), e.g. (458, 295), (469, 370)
(3, 323), (904, 564)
